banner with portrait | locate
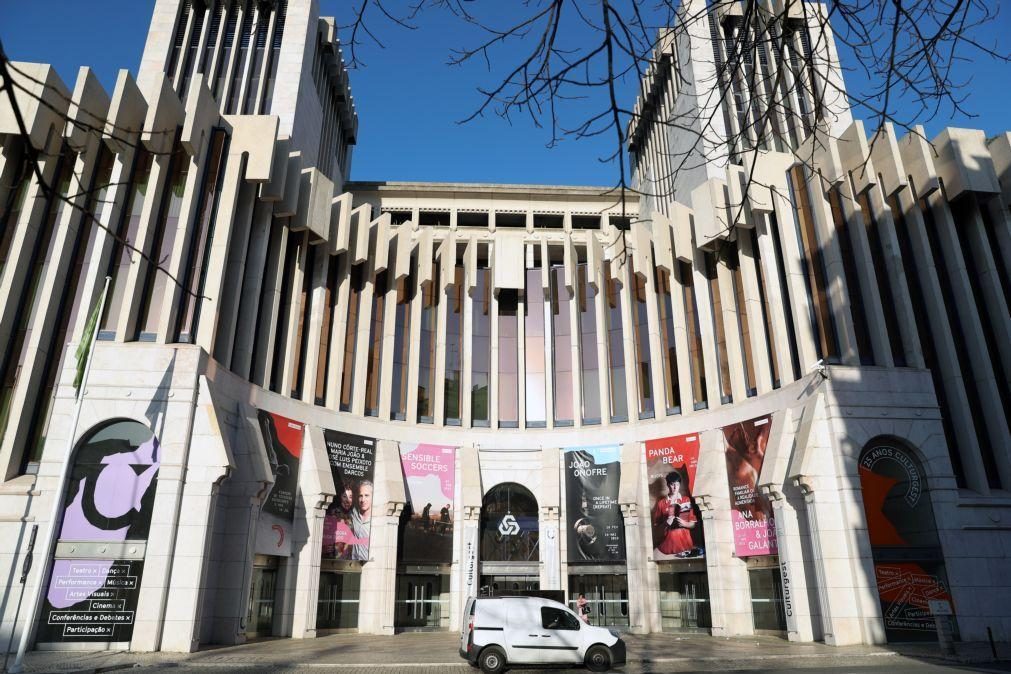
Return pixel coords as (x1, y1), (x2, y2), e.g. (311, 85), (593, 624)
(645, 433), (704, 560)
(723, 414), (777, 557)
(322, 429), (376, 561)
(563, 445), (624, 562)
(399, 443), (456, 563)
(254, 410), (304, 556)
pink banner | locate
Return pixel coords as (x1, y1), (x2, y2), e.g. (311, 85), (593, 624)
(399, 443), (456, 563)
(723, 414), (778, 557)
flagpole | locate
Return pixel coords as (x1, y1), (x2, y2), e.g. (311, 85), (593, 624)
(9, 275), (111, 673)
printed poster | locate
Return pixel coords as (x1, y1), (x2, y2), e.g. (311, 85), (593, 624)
(322, 429), (376, 561)
(254, 410), (304, 556)
(399, 443), (456, 563)
(563, 445), (625, 562)
(645, 433), (704, 560)
(39, 426), (160, 643)
(723, 414), (777, 557)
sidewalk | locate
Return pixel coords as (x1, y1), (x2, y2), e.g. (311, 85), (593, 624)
(17, 631), (1011, 673)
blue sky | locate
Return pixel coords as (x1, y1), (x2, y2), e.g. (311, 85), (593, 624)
(2, 1), (1008, 187)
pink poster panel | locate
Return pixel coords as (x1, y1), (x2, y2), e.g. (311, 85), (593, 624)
(399, 443), (456, 563)
(723, 414), (778, 557)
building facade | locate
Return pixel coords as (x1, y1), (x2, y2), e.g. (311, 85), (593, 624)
(0, 0), (1009, 654)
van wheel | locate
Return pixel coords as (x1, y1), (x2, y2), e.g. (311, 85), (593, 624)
(585, 644), (612, 672)
(478, 646), (507, 674)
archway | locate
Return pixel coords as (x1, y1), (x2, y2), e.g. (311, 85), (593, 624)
(479, 483), (539, 595)
(858, 438), (953, 642)
(37, 420), (160, 646)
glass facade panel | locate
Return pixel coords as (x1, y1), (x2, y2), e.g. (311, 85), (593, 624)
(101, 150), (154, 336)
(290, 242), (316, 399)
(390, 267), (415, 420)
(525, 268), (547, 427)
(550, 266), (574, 425)
(364, 271), (388, 417)
(444, 266), (464, 423)
(577, 264), (601, 424)
(680, 260), (708, 409)
(498, 290), (519, 427)
(139, 141), (189, 338)
(655, 268), (681, 413)
(604, 262), (628, 422)
(471, 265), (491, 425)
(417, 264), (438, 422)
(315, 255), (340, 405)
(629, 262), (655, 418)
(340, 263), (366, 412)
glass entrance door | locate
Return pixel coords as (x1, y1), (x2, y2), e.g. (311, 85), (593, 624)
(749, 566), (787, 632)
(246, 563), (278, 638)
(395, 573), (449, 630)
(659, 570), (711, 632)
(317, 571), (361, 631)
(568, 573), (629, 627)
(479, 574), (540, 596)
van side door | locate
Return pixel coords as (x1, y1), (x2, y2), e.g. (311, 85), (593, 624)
(536, 606), (584, 664)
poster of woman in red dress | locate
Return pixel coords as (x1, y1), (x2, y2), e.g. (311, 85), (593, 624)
(645, 433), (704, 560)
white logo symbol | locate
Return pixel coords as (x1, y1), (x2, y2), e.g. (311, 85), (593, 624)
(498, 514), (520, 536)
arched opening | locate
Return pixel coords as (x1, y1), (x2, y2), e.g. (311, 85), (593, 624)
(37, 420), (160, 646)
(479, 482), (540, 595)
(858, 438), (954, 642)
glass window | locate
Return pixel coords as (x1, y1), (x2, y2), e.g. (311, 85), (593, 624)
(290, 242), (316, 399)
(139, 139), (188, 339)
(417, 264), (438, 422)
(629, 261), (654, 418)
(525, 267), (547, 427)
(444, 266), (464, 424)
(177, 129), (228, 342)
(0, 144), (32, 281)
(498, 289), (519, 427)
(855, 190), (903, 366)
(340, 263), (366, 412)
(100, 150), (154, 337)
(480, 482), (539, 562)
(577, 264), (601, 424)
(726, 244), (757, 396)
(604, 262), (628, 422)
(269, 231), (299, 393)
(704, 252), (732, 404)
(550, 266), (574, 425)
(471, 264), (491, 426)
(541, 608), (579, 631)
(315, 255), (340, 405)
(364, 271), (388, 417)
(788, 166), (840, 362)
(679, 260), (708, 410)
(390, 266), (415, 420)
(655, 268), (681, 413)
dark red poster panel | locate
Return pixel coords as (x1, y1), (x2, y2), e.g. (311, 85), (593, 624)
(723, 414), (777, 557)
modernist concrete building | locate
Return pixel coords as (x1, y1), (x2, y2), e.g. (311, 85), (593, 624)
(0, 0), (1009, 655)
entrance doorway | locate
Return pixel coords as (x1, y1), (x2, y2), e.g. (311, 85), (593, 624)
(246, 555), (279, 638)
(659, 567), (711, 632)
(395, 572), (449, 630)
(748, 563), (787, 633)
(317, 569), (361, 631)
(568, 573), (629, 627)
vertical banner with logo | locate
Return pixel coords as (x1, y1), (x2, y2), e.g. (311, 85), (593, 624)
(723, 414), (777, 557)
(38, 423), (160, 643)
(859, 442), (953, 639)
(563, 445), (624, 562)
(399, 443), (456, 563)
(322, 429), (376, 561)
(645, 433), (704, 560)
(254, 410), (304, 556)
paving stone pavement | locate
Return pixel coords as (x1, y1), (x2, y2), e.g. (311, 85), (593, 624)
(15, 632), (1011, 674)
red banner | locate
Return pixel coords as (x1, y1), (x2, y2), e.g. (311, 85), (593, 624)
(645, 433), (704, 559)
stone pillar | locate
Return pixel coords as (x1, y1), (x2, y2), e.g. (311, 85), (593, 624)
(540, 507), (561, 590)
(621, 502), (649, 634)
(765, 489), (818, 642)
(359, 439), (405, 634)
(696, 494), (754, 637)
(461, 506), (481, 601)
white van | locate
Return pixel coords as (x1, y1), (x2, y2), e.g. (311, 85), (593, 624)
(459, 596), (626, 673)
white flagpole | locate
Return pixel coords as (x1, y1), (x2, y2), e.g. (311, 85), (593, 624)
(9, 275), (111, 673)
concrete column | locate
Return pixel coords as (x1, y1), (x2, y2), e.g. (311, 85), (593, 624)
(752, 213), (797, 385)
(765, 493), (818, 642)
(232, 203), (278, 379)
(250, 225), (287, 389)
(541, 446), (562, 590)
(695, 496), (753, 637)
(621, 502), (648, 634)
(736, 231), (774, 395)
(359, 440), (404, 635)
(715, 255), (748, 401)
